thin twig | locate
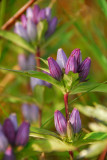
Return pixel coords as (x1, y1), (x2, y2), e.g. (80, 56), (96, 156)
(1, 0), (37, 30)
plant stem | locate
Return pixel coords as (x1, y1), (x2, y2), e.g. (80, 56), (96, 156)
(64, 92), (69, 121)
(1, 0), (37, 30)
(36, 47), (42, 128)
(64, 93), (73, 160)
(98, 147), (107, 160)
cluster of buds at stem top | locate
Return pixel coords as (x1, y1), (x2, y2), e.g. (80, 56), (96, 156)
(14, 5), (57, 42)
(22, 103), (39, 123)
(0, 113), (30, 154)
(48, 48), (91, 81)
(54, 108), (81, 137)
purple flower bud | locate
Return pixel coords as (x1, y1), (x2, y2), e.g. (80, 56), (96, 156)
(71, 48), (82, 67)
(45, 7), (51, 22)
(33, 5), (40, 24)
(46, 17), (57, 38)
(0, 131), (8, 152)
(9, 114), (18, 132)
(3, 119), (16, 145)
(18, 54), (27, 70)
(30, 77), (44, 90)
(37, 9), (46, 22)
(56, 48), (67, 69)
(27, 54), (36, 70)
(69, 108), (81, 134)
(48, 57), (63, 81)
(30, 104), (39, 122)
(65, 55), (78, 74)
(14, 22), (29, 41)
(22, 104), (31, 122)
(15, 122), (30, 146)
(78, 57), (91, 81)
(21, 14), (27, 28)
(26, 7), (33, 19)
(54, 110), (67, 136)
(27, 19), (37, 41)
(3, 147), (16, 160)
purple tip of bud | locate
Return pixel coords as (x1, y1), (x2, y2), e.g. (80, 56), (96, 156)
(48, 57), (63, 81)
(9, 114), (18, 132)
(78, 57), (91, 81)
(45, 7), (51, 22)
(21, 14), (27, 29)
(14, 22), (29, 41)
(71, 48), (82, 67)
(3, 119), (16, 145)
(69, 108), (81, 134)
(30, 77), (44, 90)
(3, 147), (16, 160)
(30, 104), (39, 122)
(26, 7), (33, 19)
(37, 9), (46, 22)
(56, 48), (68, 70)
(18, 54), (27, 70)
(33, 5), (40, 24)
(27, 54), (36, 70)
(15, 122), (30, 146)
(27, 19), (37, 41)
(54, 110), (67, 136)
(65, 55), (78, 74)
(45, 17), (57, 38)
(0, 131), (8, 152)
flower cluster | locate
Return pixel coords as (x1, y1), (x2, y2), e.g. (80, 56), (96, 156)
(0, 114), (30, 158)
(48, 48), (91, 81)
(54, 108), (81, 136)
(22, 103), (39, 123)
(14, 5), (57, 42)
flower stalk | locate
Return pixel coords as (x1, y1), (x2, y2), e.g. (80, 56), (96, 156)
(64, 92), (69, 122)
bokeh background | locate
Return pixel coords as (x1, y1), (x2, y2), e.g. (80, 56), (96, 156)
(0, 0), (107, 159)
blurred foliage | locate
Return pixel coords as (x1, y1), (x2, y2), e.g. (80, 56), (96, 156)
(0, 0), (107, 159)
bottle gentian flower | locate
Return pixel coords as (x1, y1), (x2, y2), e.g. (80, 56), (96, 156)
(15, 122), (30, 146)
(69, 108), (81, 134)
(48, 57), (63, 81)
(9, 114), (18, 132)
(54, 110), (67, 136)
(0, 131), (8, 152)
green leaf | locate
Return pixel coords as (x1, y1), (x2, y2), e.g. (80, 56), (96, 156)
(75, 104), (107, 124)
(83, 132), (107, 141)
(0, 68), (65, 93)
(71, 81), (107, 94)
(0, 30), (35, 53)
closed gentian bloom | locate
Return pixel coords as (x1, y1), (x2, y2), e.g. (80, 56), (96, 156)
(48, 57), (63, 81)
(0, 131), (8, 152)
(33, 5), (40, 24)
(27, 54), (36, 70)
(54, 110), (67, 136)
(38, 9), (46, 21)
(9, 114), (18, 132)
(21, 14), (27, 29)
(3, 119), (16, 145)
(45, 7), (51, 22)
(46, 17), (57, 38)
(30, 77), (44, 90)
(27, 19), (37, 41)
(71, 48), (82, 67)
(26, 7), (33, 19)
(14, 22), (29, 41)
(30, 104), (39, 122)
(65, 55), (78, 74)
(56, 48), (68, 70)
(3, 147), (15, 160)
(78, 57), (91, 81)
(15, 122), (30, 146)
(69, 108), (81, 134)
(22, 104), (31, 122)
(18, 54), (27, 70)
